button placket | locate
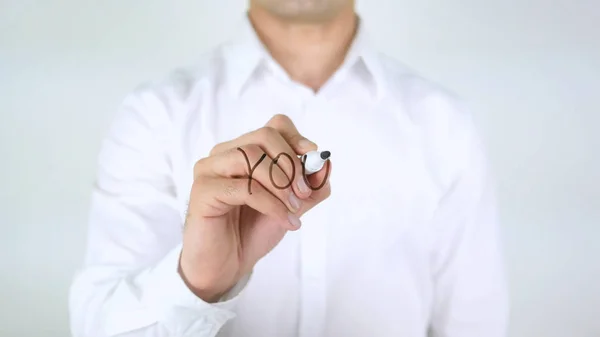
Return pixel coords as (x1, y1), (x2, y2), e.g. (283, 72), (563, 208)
(297, 97), (328, 337)
(299, 217), (327, 337)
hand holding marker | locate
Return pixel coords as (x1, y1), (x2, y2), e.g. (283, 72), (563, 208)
(180, 114), (332, 304)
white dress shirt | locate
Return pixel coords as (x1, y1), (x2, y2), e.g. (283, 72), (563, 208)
(69, 15), (508, 337)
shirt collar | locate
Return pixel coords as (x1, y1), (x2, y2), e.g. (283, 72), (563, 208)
(223, 13), (387, 99)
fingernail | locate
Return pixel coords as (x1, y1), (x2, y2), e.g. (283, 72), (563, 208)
(289, 193), (302, 212)
(298, 138), (316, 150)
(297, 177), (310, 194)
(288, 213), (302, 228)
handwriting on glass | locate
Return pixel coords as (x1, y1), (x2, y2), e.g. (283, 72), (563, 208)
(237, 147), (330, 194)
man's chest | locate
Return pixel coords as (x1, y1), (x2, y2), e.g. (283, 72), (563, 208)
(172, 96), (441, 335)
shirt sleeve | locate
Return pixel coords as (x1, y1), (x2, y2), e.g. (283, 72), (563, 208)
(428, 106), (509, 336)
(68, 85), (249, 337)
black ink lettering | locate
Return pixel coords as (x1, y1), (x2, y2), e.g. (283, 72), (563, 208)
(237, 147), (267, 195)
(237, 147), (330, 194)
(269, 152), (295, 190)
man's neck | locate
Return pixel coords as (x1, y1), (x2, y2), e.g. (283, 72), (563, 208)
(247, 5), (358, 92)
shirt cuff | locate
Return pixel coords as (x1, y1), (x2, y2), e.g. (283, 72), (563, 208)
(144, 243), (252, 336)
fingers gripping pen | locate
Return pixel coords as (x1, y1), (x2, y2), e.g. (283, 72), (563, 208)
(299, 150), (331, 191)
(301, 150), (331, 175)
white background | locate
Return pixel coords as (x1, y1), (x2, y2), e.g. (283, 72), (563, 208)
(1, 1), (599, 336)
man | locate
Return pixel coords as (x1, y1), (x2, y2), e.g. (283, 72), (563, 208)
(69, 0), (508, 336)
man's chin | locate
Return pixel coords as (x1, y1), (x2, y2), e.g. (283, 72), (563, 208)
(254, 0), (345, 24)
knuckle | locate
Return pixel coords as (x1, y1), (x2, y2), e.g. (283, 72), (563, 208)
(223, 146), (240, 158)
(288, 134), (302, 144)
(270, 114), (291, 126)
(209, 143), (224, 156)
(192, 158), (208, 178)
(258, 126), (278, 141)
(243, 144), (263, 158)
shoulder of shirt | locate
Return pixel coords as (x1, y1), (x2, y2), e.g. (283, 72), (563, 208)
(373, 53), (485, 186)
(135, 48), (225, 92)
(122, 45), (228, 119)
(374, 52), (473, 129)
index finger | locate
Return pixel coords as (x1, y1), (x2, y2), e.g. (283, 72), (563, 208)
(265, 114), (317, 154)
